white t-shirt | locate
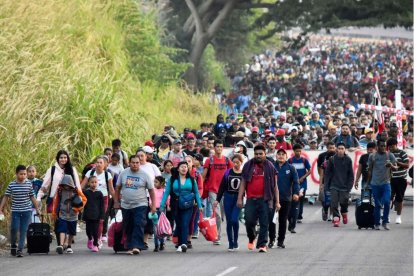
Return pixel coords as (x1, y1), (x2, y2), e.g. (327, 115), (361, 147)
(108, 164), (124, 176)
(85, 169), (113, 197)
(139, 163), (161, 180)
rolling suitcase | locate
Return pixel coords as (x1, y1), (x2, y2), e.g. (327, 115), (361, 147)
(108, 211), (127, 253)
(27, 215), (52, 254)
(355, 189), (375, 229)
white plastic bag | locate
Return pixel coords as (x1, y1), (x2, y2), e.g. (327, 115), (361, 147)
(272, 211), (279, 224)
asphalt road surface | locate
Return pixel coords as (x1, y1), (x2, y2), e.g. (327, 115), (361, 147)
(1, 203), (412, 276)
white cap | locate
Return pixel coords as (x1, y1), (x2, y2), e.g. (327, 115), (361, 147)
(281, 123), (291, 129)
(142, 146), (154, 154)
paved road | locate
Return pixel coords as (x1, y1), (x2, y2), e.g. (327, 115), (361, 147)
(1, 204), (412, 276)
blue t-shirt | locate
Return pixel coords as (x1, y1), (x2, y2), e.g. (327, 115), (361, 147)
(289, 157), (311, 190)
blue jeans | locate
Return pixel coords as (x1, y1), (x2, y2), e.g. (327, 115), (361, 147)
(372, 184), (391, 226)
(153, 210), (164, 247)
(122, 206), (147, 250)
(223, 192), (240, 248)
(174, 207), (193, 246)
(202, 198), (212, 218)
(244, 198), (269, 248)
(11, 211), (32, 251)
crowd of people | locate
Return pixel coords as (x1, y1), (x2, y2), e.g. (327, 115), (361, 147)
(0, 37), (412, 257)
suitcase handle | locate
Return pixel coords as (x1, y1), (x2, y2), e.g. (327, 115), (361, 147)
(33, 214), (45, 224)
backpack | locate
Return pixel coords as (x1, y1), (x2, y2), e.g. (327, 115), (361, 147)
(288, 157), (306, 167)
(89, 169), (110, 195)
(205, 155), (230, 182)
(166, 151), (186, 161)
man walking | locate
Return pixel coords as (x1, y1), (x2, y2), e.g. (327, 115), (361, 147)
(114, 155), (156, 255)
(317, 141), (336, 221)
(273, 148), (300, 248)
(237, 144), (280, 253)
(324, 143), (354, 227)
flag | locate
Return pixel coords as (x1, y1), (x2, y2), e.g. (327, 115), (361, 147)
(373, 84), (385, 134)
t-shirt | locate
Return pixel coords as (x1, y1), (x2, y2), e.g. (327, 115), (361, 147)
(289, 157), (311, 190)
(139, 163), (161, 180)
(29, 178), (43, 204)
(216, 169), (242, 202)
(368, 152), (396, 185)
(203, 155), (234, 194)
(275, 141), (292, 150)
(85, 169), (113, 197)
(358, 153), (370, 183)
(116, 168), (154, 209)
(5, 181), (34, 212)
(114, 150), (128, 169)
(246, 164), (265, 198)
(108, 164), (124, 176)
(163, 151), (187, 167)
(391, 150), (409, 179)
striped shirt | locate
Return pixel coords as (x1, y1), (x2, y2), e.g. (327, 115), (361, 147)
(5, 181), (34, 212)
(391, 150), (409, 179)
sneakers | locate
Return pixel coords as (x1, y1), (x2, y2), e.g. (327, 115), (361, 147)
(186, 241), (193, 249)
(228, 247), (234, 252)
(342, 213), (348, 225)
(396, 215), (402, 224)
(16, 250), (23, 257)
(87, 240), (93, 250)
(277, 242), (285, 249)
(180, 244), (187, 253)
(258, 246), (267, 253)
(248, 240), (255, 250)
(333, 217), (340, 227)
(322, 209), (328, 221)
(154, 246), (159, 252)
(132, 248), (140, 255)
(159, 243), (165, 251)
(56, 246), (64, 255)
(91, 246), (99, 252)
(374, 225), (380, 230)
(176, 246), (182, 253)
(101, 235), (108, 243)
(213, 240), (221, 245)
(297, 219), (302, 224)
(290, 229), (297, 234)
(66, 247), (73, 254)
(327, 214), (333, 222)
(382, 224), (390, 230)
(192, 232), (199, 239)
(268, 241), (275, 249)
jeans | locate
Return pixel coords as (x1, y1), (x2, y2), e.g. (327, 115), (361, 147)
(122, 206), (147, 250)
(223, 192), (240, 248)
(277, 201), (291, 244)
(208, 192), (222, 240)
(330, 189), (349, 219)
(174, 207), (193, 246)
(98, 196), (109, 240)
(10, 211), (32, 251)
(153, 210), (164, 247)
(288, 200), (299, 230)
(372, 184), (391, 226)
(202, 198), (212, 218)
(244, 198), (269, 248)
(298, 190), (306, 219)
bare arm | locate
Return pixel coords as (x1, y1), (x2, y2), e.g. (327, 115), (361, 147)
(108, 178), (115, 198)
(114, 184), (122, 209)
(0, 195), (9, 214)
(354, 164), (363, 190)
(237, 178), (246, 208)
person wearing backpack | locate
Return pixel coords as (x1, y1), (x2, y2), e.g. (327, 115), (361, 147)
(160, 161), (203, 253)
(36, 150), (82, 245)
(81, 156), (114, 246)
(202, 139), (233, 245)
(112, 139), (129, 169)
(287, 144), (311, 232)
(324, 143), (354, 227)
(366, 140), (398, 230)
(163, 139), (187, 167)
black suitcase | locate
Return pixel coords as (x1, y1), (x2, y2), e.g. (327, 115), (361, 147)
(355, 189), (375, 229)
(27, 215), (52, 254)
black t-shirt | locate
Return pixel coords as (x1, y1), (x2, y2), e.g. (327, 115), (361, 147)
(184, 149), (198, 157)
(317, 151), (336, 184)
(359, 153), (370, 183)
(216, 169), (242, 202)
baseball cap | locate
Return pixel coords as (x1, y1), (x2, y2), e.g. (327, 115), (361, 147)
(276, 129), (285, 136)
(186, 132), (196, 139)
(251, 126), (259, 132)
(364, 128), (374, 134)
(172, 139), (182, 145)
(144, 140), (154, 147)
(277, 148), (287, 154)
(142, 146), (154, 154)
(161, 135), (170, 142)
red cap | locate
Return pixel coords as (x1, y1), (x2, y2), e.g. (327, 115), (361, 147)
(264, 129), (271, 134)
(276, 129), (285, 136)
(144, 140), (154, 147)
(186, 132), (196, 139)
(252, 126), (259, 132)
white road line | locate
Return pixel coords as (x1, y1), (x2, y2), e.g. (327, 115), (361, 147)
(216, 266), (238, 276)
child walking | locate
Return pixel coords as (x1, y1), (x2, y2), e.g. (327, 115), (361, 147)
(52, 174), (87, 254)
(153, 176), (168, 252)
(27, 165), (43, 223)
(0, 165), (41, 257)
(83, 176), (105, 252)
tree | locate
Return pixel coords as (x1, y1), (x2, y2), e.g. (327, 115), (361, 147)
(161, 0), (413, 90)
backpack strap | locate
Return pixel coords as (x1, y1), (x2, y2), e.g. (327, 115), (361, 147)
(104, 171), (109, 195)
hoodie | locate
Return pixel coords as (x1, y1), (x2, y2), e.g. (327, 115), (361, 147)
(324, 154), (354, 192)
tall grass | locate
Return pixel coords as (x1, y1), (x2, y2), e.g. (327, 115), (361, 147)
(0, 0), (217, 193)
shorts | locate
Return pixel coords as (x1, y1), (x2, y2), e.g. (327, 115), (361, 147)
(56, 218), (77, 236)
(391, 178), (407, 203)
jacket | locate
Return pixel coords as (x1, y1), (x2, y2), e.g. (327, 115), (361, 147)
(52, 187), (87, 220)
(324, 154), (354, 192)
(275, 161), (300, 202)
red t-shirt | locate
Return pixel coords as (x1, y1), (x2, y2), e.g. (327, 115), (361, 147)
(276, 141), (292, 150)
(246, 163), (265, 198)
(204, 156), (233, 194)
(190, 168), (203, 196)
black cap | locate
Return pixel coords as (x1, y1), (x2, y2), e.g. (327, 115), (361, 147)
(161, 135), (169, 142)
